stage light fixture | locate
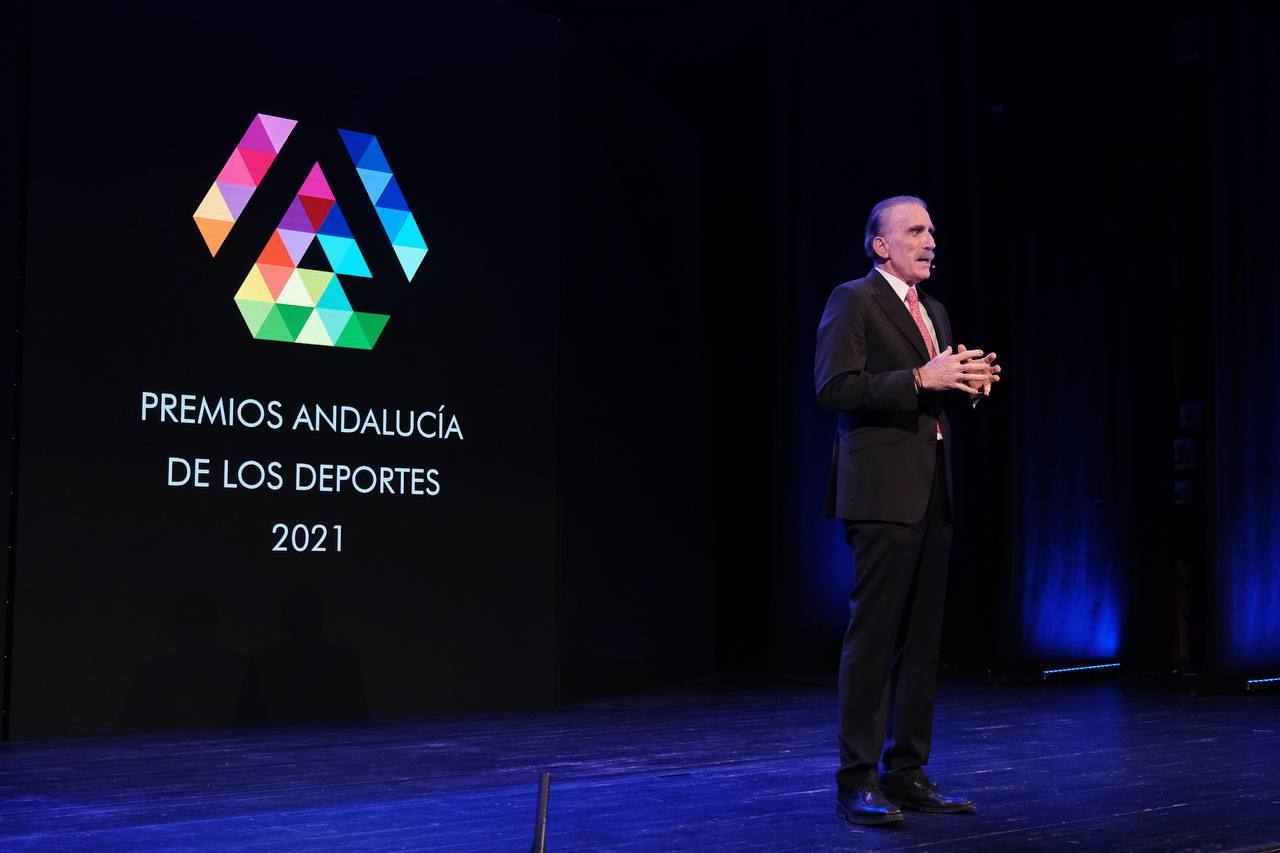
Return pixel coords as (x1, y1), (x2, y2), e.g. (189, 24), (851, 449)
(1041, 662), (1122, 682)
(1245, 676), (1280, 694)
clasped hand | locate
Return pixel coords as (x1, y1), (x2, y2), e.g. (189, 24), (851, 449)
(917, 344), (1001, 397)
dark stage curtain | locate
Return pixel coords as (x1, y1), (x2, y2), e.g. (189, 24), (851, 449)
(767, 2), (1184, 674)
(1205, 5), (1280, 687)
(1, 0), (30, 737)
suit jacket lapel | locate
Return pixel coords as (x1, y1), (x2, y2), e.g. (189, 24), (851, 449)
(870, 269), (931, 362)
(919, 289), (950, 351)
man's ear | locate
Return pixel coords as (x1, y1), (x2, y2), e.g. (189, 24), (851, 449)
(873, 235), (890, 260)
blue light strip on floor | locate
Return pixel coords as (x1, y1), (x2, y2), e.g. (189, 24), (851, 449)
(1246, 676), (1280, 686)
(1042, 662), (1121, 676)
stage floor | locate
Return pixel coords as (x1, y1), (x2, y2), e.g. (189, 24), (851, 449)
(1, 676), (1278, 851)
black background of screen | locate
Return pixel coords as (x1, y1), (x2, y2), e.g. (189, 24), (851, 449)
(13, 0), (564, 737)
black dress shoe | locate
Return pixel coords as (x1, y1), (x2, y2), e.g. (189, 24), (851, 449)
(878, 771), (975, 814)
(836, 784), (904, 826)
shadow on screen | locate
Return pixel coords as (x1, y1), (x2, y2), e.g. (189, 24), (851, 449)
(234, 585), (369, 726)
(118, 595), (244, 732)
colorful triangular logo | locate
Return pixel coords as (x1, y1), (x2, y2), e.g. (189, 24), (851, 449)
(195, 114), (428, 351)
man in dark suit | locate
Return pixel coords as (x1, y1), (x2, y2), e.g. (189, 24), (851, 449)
(814, 195), (999, 826)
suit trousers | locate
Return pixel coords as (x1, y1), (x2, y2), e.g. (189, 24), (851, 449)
(837, 442), (953, 790)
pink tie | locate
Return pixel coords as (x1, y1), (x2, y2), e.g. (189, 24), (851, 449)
(905, 286), (937, 358)
(905, 286), (942, 439)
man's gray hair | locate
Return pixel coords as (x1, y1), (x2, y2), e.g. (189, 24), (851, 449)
(863, 195), (928, 260)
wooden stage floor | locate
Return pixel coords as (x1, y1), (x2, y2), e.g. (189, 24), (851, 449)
(1, 676), (1278, 851)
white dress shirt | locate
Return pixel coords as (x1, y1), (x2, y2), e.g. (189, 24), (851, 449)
(875, 266), (940, 354)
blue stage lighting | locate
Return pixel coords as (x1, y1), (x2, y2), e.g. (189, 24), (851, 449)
(1213, 315), (1280, 673)
(1018, 531), (1123, 661)
(1219, 518), (1280, 669)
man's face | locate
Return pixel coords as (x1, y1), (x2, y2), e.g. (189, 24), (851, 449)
(873, 203), (936, 286)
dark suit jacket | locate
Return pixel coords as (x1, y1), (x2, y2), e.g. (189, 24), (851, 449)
(814, 269), (955, 523)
